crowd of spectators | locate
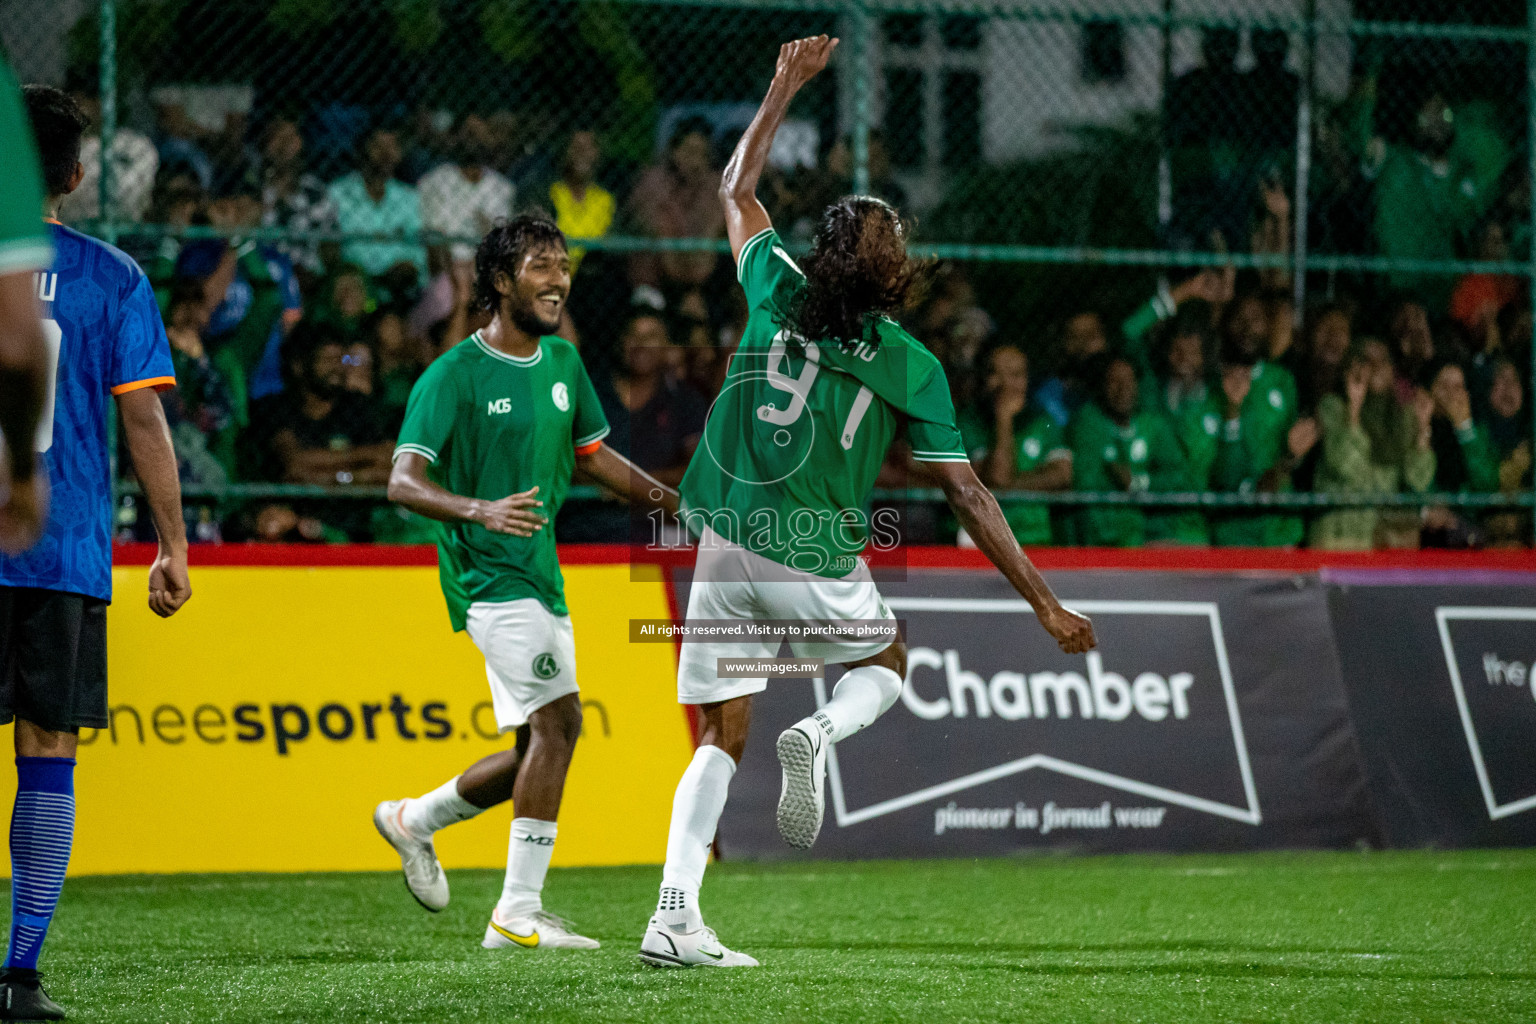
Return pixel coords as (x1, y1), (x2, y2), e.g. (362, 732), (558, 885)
(60, 48), (1532, 550)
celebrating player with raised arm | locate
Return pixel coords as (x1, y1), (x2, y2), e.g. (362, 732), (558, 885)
(638, 36), (1096, 969)
(374, 216), (678, 952)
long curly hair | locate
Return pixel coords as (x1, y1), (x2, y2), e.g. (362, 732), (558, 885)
(473, 215), (567, 313)
(785, 196), (930, 351)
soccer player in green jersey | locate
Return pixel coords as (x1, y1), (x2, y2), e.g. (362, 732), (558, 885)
(0, 58), (52, 554)
(638, 36), (1096, 969)
(373, 216), (678, 952)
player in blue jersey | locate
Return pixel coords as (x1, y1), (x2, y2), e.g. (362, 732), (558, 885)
(0, 59), (52, 556)
(0, 86), (191, 1021)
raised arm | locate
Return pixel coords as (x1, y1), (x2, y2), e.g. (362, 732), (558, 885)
(721, 34), (839, 260)
(575, 442), (679, 516)
(927, 458), (1096, 654)
(387, 452), (547, 537)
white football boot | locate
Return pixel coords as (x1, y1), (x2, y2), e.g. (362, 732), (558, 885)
(775, 719), (828, 849)
(373, 799), (450, 911)
(483, 910), (600, 950)
(639, 917), (759, 967)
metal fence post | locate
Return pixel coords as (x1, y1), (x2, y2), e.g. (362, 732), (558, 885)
(98, 0), (117, 245)
(1292, 0), (1316, 318)
(1528, 0), (1536, 535)
(849, 0), (872, 196)
(100, 0), (120, 511)
(1156, 0), (1173, 242)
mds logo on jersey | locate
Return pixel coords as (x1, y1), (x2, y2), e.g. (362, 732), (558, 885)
(488, 398), (513, 415)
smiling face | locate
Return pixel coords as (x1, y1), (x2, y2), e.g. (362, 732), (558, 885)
(498, 243), (571, 336)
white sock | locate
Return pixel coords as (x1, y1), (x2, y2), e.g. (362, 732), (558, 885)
(657, 744), (736, 931)
(806, 666), (903, 743)
(400, 776), (482, 838)
(496, 817), (557, 920)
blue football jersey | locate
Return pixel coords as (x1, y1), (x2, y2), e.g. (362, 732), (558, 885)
(0, 223), (175, 601)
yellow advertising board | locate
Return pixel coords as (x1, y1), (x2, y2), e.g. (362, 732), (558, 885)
(6, 561), (693, 875)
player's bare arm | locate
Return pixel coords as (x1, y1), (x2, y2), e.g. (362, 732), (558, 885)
(0, 270), (49, 555)
(575, 443), (679, 517)
(721, 34), (839, 260)
(117, 387), (191, 618)
(387, 452), (547, 538)
(927, 459), (1095, 654)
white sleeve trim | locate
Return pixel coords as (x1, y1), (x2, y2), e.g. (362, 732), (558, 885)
(911, 450), (971, 463)
(393, 443), (438, 464)
(573, 424), (611, 448)
(734, 227), (775, 284)
(0, 239), (53, 275)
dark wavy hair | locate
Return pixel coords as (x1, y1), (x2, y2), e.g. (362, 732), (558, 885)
(785, 196), (930, 351)
(473, 215), (567, 313)
(22, 85), (89, 196)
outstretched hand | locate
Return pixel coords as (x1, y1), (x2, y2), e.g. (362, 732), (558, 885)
(1039, 603), (1096, 655)
(774, 35), (839, 92)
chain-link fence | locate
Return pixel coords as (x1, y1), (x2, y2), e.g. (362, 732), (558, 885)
(2, 0), (1534, 548)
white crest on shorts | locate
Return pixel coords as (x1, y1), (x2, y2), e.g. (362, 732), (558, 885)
(552, 382), (570, 411)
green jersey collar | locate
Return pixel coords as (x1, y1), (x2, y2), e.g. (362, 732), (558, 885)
(473, 331), (544, 367)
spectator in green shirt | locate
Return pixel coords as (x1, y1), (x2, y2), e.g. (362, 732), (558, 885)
(1348, 81), (1504, 311)
(1207, 326), (1318, 547)
(1070, 355), (1203, 547)
(957, 343), (1072, 547)
(1310, 339), (1436, 550)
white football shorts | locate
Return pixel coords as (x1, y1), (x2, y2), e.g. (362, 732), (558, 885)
(675, 527), (896, 705)
(465, 597), (580, 732)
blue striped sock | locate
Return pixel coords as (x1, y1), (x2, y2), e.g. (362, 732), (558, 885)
(6, 757), (76, 971)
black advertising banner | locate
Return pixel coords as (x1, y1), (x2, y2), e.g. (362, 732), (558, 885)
(1328, 582), (1536, 848)
(668, 568), (1376, 860)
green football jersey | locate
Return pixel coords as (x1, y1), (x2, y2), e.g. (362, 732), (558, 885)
(395, 332), (609, 629)
(1070, 403), (1202, 547)
(1208, 361), (1304, 547)
(0, 59), (50, 275)
(958, 407), (1066, 546)
(679, 228), (966, 577)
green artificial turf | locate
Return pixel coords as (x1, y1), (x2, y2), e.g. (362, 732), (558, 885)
(23, 850), (1536, 1022)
